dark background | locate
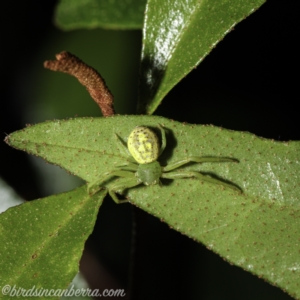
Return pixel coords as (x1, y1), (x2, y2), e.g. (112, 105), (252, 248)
(1, 1), (299, 299)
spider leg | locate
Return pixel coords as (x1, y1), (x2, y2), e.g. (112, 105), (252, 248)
(88, 169), (136, 196)
(158, 124), (167, 155)
(116, 162), (139, 171)
(163, 156), (238, 172)
(108, 177), (142, 204)
(161, 170), (241, 192)
(115, 133), (136, 163)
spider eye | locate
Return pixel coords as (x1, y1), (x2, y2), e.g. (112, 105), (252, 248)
(127, 126), (160, 164)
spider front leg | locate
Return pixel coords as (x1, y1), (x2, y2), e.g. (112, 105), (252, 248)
(162, 170), (241, 191)
(87, 168), (136, 196)
(115, 161), (139, 172)
(115, 133), (136, 163)
(108, 177), (142, 204)
(163, 156), (238, 172)
(158, 124), (167, 155)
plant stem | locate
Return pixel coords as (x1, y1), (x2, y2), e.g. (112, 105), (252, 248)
(44, 51), (115, 117)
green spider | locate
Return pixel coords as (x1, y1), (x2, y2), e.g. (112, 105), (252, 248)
(88, 125), (240, 203)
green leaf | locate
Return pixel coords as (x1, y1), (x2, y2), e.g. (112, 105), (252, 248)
(139, 0), (266, 114)
(5, 115), (300, 298)
(55, 0), (147, 30)
(0, 185), (105, 300)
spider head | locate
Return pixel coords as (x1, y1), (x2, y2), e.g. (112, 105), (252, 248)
(136, 161), (162, 185)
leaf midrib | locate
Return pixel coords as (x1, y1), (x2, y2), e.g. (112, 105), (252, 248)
(6, 192), (91, 285)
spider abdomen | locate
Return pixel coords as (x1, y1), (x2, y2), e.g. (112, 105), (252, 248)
(128, 126), (160, 164)
(136, 161), (162, 185)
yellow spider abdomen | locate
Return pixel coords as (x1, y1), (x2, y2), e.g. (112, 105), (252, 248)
(127, 126), (160, 164)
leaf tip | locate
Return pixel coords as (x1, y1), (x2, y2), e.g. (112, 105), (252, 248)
(4, 134), (10, 145)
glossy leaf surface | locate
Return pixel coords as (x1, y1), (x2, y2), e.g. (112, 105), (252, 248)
(5, 115), (300, 298)
(55, 0), (147, 30)
(0, 185), (105, 300)
(139, 0), (266, 114)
